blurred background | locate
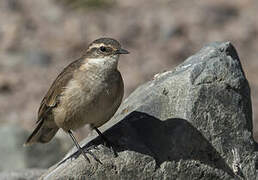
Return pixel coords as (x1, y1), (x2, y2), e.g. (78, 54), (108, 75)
(0, 0), (258, 171)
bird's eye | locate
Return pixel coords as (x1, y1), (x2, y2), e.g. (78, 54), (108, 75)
(100, 46), (106, 52)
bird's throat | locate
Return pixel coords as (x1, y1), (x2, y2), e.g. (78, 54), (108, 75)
(87, 56), (118, 70)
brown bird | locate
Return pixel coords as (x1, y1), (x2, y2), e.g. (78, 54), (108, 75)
(25, 37), (129, 162)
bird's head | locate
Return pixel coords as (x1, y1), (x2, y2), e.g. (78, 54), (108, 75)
(85, 38), (129, 60)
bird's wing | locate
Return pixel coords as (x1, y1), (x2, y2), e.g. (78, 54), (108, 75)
(37, 57), (84, 123)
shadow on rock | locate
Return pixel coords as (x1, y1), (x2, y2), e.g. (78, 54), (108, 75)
(61, 111), (235, 177)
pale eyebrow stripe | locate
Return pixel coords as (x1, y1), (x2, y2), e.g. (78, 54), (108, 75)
(88, 43), (116, 50)
(88, 43), (105, 49)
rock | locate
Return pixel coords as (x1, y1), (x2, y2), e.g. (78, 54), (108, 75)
(40, 42), (257, 180)
(0, 169), (45, 180)
(25, 49), (52, 67)
(0, 78), (13, 94)
(0, 124), (67, 171)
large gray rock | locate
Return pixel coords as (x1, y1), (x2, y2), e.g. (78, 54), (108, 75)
(40, 42), (257, 180)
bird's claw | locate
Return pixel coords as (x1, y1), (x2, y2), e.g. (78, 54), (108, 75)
(87, 144), (100, 151)
(82, 147), (102, 164)
(102, 140), (118, 157)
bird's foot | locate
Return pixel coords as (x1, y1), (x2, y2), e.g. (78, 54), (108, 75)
(81, 147), (102, 164)
(102, 139), (118, 157)
(87, 144), (100, 151)
(93, 127), (118, 157)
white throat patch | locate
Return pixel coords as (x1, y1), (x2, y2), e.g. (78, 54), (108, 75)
(87, 56), (118, 69)
(88, 57), (106, 65)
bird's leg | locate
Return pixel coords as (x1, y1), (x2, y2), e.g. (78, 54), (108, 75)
(68, 130), (101, 163)
(93, 127), (118, 157)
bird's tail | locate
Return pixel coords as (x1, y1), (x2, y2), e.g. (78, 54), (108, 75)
(24, 120), (59, 146)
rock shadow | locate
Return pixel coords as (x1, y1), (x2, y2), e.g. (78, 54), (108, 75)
(61, 111), (235, 177)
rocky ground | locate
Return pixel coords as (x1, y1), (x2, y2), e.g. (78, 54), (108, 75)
(0, 0), (258, 171)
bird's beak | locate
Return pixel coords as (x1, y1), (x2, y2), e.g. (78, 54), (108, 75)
(116, 48), (130, 54)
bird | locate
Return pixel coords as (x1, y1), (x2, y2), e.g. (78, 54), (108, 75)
(24, 37), (129, 162)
